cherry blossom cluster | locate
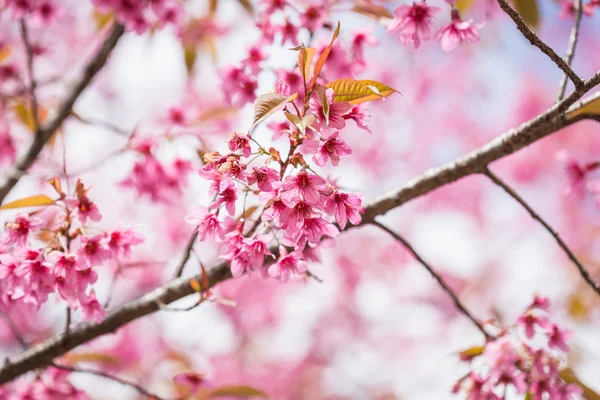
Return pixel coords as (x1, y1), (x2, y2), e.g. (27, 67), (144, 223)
(0, 180), (144, 323)
(387, 1), (485, 52)
(120, 137), (193, 203)
(0, 367), (87, 399)
(453, 296), (582, 399)
(557, 0), (600, 18)
(1, 0), (60, 24)
(92, 0), (183, 33)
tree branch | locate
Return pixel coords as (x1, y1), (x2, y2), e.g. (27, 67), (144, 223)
(1, 77), (600, 385)
(51, 363), (166, 400)
(172, 231), (198, 278)
(0, 23), (125, 205)
(556, 0), (584, 101)
(483, 168), (600, 296)
(496, 0), (583, 89)
(370, 220), (492, 339)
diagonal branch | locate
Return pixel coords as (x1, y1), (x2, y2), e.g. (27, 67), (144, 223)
(496, 0), (583, 89)
(0, 23), (125, 205)
(1, 77), (600, 385)
(370, 220), (492, 339)
(51, 363), (166, 400)
(556, 0), (584, 101)
(483, 168), (600, 296)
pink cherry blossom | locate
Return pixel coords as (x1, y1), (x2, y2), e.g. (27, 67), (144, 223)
(106, 226), (145, 258)
(310, 131), (352, 167)
(387, 1), (440, 49)
(546, 325), (572, 352)
(1, 213), (43, 248)
(280, 170), (326, 207)
(173, 371), (208, 395)
(227, 132), (252, 158)
(78, 235), (110, 267)
(324, 191), (364, 229)
(80, 291), (105, 323)
(268, 247), (307, 282)
(247, 166), (280, 192)
(309, 88), (352, 130)
(243, 235), (273, 269)
(0, 128), (16, 164)
(64, 196), (102, 224)
(435, 10), (485, 52)
(185, 206), (225, 241)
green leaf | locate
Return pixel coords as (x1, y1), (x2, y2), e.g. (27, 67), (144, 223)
(559, 368), (600, 400)
(0, 195), (56, 210)
(310, 21), (341, 88)
(251, 92), (298, 130)
(204, 385), (267, 399)
(325, 79), (399, 104)
(513, 0), (540, 30)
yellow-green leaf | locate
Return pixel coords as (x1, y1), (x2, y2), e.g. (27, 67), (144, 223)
(559, 368), (600, 400)
(93, 9), (114, 31)
(184, 46), (197, 74)
(351, 3), (393, 19)
(251, 92), (298, 130)
(298, 47), (317, 86)
(458, 346), (484, 361)
(204, 385), (267, 399)
(64, 352), (120, 365)
(190, 278), (202, 293)
(284, 112), (316, 135)
(325, 79), (399, 105)
(311, 21), (341, 88)
(568, 94), (600, 119)
(513, 0), (540, 30)
(0, 195), (56, 210)
(456, 0), (476, 13)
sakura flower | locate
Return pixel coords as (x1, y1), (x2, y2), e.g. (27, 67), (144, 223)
(247, 166), (280, 192)
(64, 195), (102, 224)
(387, 1), (440, 49)
(243, 235), (273, 269)
(221, 232), (252, 277)
(351, 29), (378, 65)
(286, 216), (339, 248)
(343, 103), (371, 133)
(242, 45), (267, 74)
(268, 247), (307, 282)
(280, 170), (326, 207)
(277, 18), (299, 44)
(2, 213), (43, 248)
(212, 185), (238, 216)
(106, 226), (145, 258)
(78, 235), (110, 267)
(324, 191), (364, 229)
(0, 253), (19, 295)
(546, 325), (572, 352)
(310, 131), (352, 167)
(166, 106), (187, 125)
(227, 132), (252, 158)
(309, 88), (352, 130)
(300, 5), (326, 32)
(48, 251), (80, 284)
(529, 295), (551, 311)
(80, 291), (105, 323)
(185, 206), (225, 241)
(516, 312), (551, 338)
(173, 371), (208, 395)
(14, 249), (54, 309)
(435, 11), (485, 52)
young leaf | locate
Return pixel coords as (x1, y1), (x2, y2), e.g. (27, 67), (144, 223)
(351, 3), (393, 19)
(190, 278), (202, 293)
(0, 195), (56, 210)
(325, 79), (399, 104)
(93, 9), (114, 31)
(284, 112), (317, 135)
(199, 261), (209, 291)
(314, 85), (330, 124)
(0, 45), (11, 63)
(456, 0), (476, 13)
(310, 21), (341, 88)
(568, 94), (600, 119)
(47, 177), (63, 196)
(204, 385), (267, 399)
(251, 92), (298, 130)
(209, 0), (218, 13)
(184, 45), (197, 74)
(298, 47), (317, 86)
(64, 352), (121, 365)
(513, 0), (540, 30)
(237, 0), (254, 14)
(458, 346), (484, 361)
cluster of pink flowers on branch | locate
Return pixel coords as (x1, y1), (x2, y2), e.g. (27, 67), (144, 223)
(92, 0), (183, 33)
(454, 296), (582, 399)
(387, 0), (484, 51)
(0, 179), (144, 324)
(186, 24), (398, 282)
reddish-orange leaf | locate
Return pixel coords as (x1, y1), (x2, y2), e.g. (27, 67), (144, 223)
(310, 21), (341, 88)
(190, 278), (202, 292)
(297, 47), (317, 86)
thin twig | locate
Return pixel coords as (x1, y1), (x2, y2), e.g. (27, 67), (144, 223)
(483, 168), (600, 296)
(0, 23), (125, 205)
(556, 0), (584, 101)
(1, 314), (28, 349)
(19, 19), (39, 130)
(172, 231), (198, 278)
(496, 0), (583, 89)
(104, 267), (121, 309)
(50, 363), (166, 400)
(370, 220), (492, 340)
(64, 308), (71, 339)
